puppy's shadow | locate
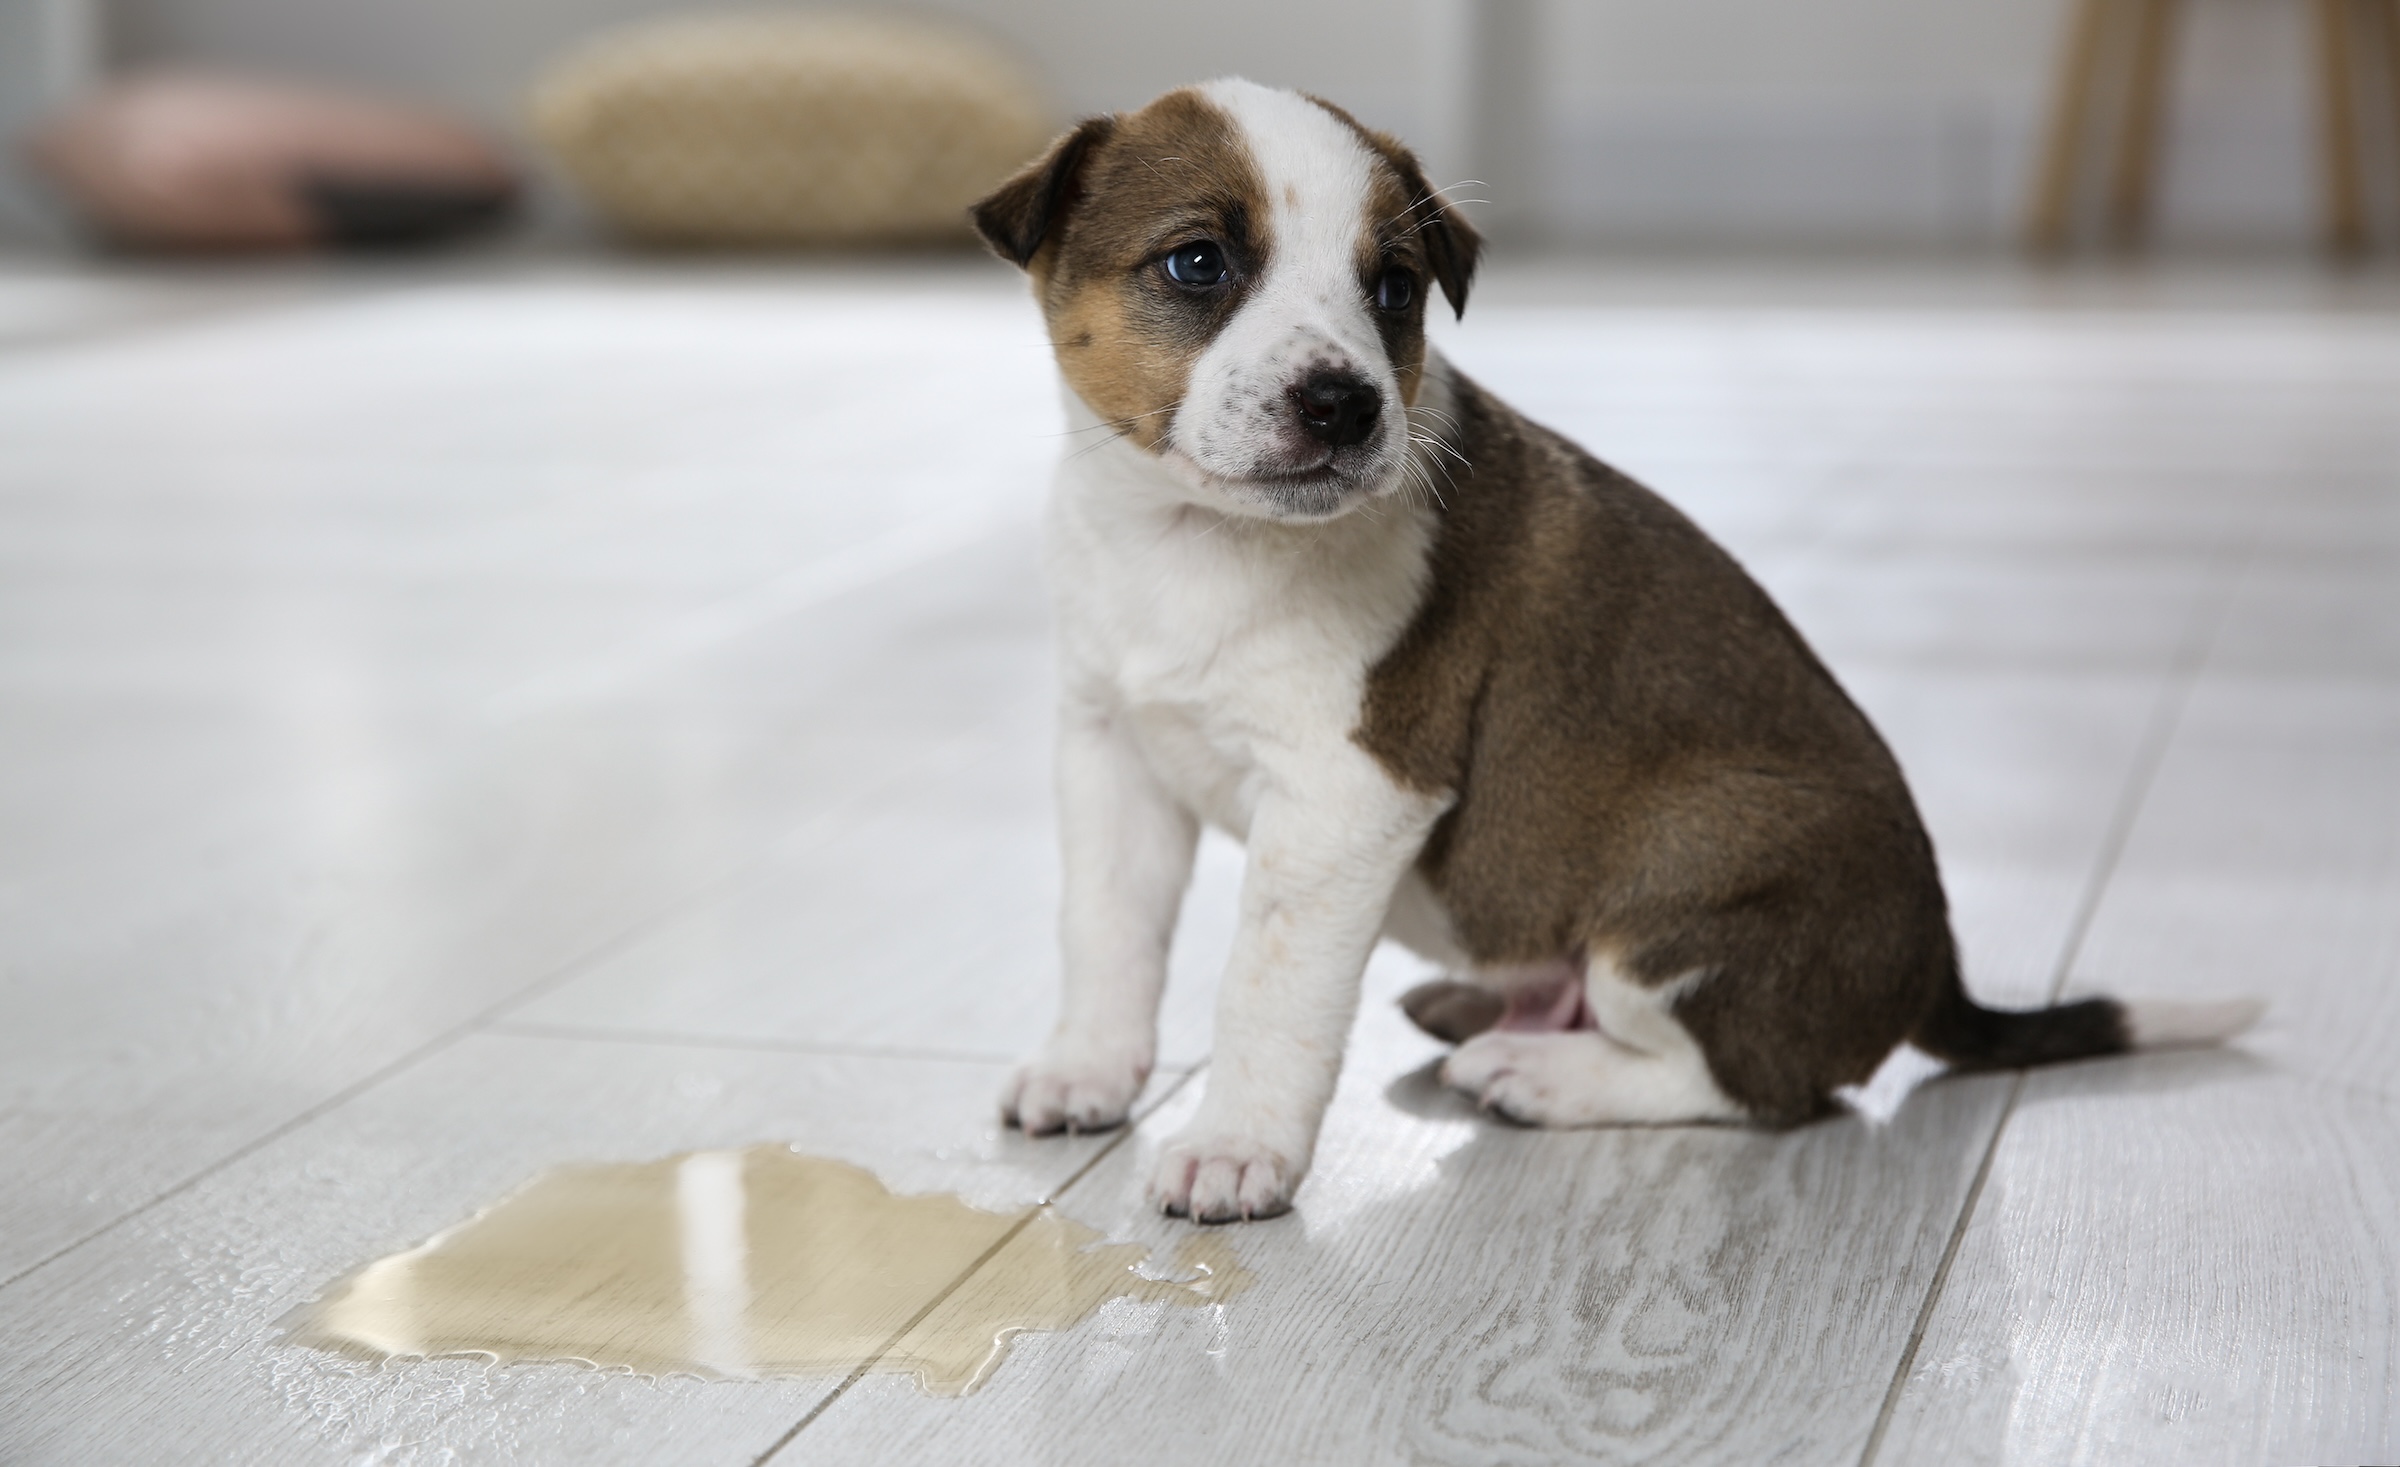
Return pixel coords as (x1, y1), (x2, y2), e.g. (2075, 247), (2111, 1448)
(1383, 1056), (1479, 1122)
(1382, 1037), (2279, 1133)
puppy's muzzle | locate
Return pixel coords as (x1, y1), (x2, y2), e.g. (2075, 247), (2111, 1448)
(1289, 369), (1382, 450)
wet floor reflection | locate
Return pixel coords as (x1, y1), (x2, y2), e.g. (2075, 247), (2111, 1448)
(292, 1146), (1248, 1395)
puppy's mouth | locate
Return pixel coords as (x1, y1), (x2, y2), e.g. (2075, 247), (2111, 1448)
(1182, 449), (1383, 520)
(1218, 429), (1395, 487)
(1247, 455), (1346, 486)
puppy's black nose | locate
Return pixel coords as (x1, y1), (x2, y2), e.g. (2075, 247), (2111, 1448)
(1288, 370), (1382, 449)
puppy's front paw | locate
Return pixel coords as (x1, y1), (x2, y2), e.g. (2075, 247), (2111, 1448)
(1147, 1132), (1299, 1223)
(1000, 1039), (1148, 1136)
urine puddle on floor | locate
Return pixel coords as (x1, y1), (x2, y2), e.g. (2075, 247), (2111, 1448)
(290, 1146), (1248, 1396)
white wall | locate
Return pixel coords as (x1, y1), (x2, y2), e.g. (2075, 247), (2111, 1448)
(5, 0), (2350, 251)
(1538, 0), (2329, 248)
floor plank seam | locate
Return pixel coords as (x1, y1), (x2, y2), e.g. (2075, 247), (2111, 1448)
(481, 1019), (1026, 1067)
(2036, 542), (2254, 1013)
(1856, 540), (2251, 1465)
(1040, 1063), (1206, 1207)
(484, 1018), (1214, 1076)
(1854, 1073), (2024, 1467)
(0, 869), (755, 1297)
(0, 708), (1024, 1293)
(0, 729), (994, 1289)
(745, 1064), (1206, 1464)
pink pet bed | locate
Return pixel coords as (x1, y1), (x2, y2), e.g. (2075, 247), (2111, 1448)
(23, 72), (517, 251)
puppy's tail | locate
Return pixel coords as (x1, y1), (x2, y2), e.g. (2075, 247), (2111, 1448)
(1912, 961), (2262, 1073)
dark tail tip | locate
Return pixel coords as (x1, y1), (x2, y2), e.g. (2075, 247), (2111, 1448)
(1400, 979), (1505, 1045)
(1915, 988), (2131, 1072)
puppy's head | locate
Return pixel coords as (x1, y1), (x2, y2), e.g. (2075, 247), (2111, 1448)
(972, 79), (1480, 523)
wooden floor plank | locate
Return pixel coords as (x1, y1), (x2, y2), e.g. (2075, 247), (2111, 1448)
(0, 278), (1059, 1280)
(798, 952), (2017, 1466)
(0, 1033), (1161, 1467)
(1876, 661), (2400, 1462)
(6, 263), (2395, 1465)
(0, 539), (1067, 1281)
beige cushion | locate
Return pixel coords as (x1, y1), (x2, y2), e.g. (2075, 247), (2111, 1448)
(23, 72), (516, 251)
(531, 12), (1050, 247)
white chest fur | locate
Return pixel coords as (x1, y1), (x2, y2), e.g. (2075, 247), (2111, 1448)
(1046, 390), (1437, 837)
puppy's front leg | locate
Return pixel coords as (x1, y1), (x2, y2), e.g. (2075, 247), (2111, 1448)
(1150, 755), (1447, 1222)
(1002, 703), (1198, 1135)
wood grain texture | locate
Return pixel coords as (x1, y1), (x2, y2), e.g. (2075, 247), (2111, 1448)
(0, 277), (1060, 1280)
(6, 263), (2398, 1466)
(1877, 667), (2400, 1460)
(1876, 1065), (2399, 1467)
(0, 568), (1042, 1281)
(801, 954), (2019, 1466)
(1840, 666), (2174, 1009)
(511, 687), (1245, 1069)
(793, 294), (2400, 1467)
(0, 1033), (1172, 1467)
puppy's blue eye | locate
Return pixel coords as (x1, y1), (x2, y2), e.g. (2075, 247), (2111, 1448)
(1164, 241), (1229, 288)
(1375, 268), (1414, 312)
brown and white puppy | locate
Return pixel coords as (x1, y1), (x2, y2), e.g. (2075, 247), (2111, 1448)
(973, 79), (2259, 1224)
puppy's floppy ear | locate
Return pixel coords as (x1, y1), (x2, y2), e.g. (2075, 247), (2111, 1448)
(1416, 183), (1484, 321)
(971, 116), (1117, 269)
(1306, 99), (1484, 321)
(1379, 153), (1482, 321)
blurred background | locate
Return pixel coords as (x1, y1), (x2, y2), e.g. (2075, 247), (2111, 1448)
(4, 0), (2396, 258)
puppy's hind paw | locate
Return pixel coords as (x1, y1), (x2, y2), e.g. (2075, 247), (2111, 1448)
(1440, 1031), (1591, 1128)
(1147, 1133), (1297, 1224)
(1000, 1041), (1148, 1136)
(1440, 1029), (1745, 1128)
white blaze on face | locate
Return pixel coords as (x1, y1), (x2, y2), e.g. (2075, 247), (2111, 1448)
(1170, 80), (1399, 508)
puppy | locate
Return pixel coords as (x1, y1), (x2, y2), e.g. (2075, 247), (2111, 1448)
(972, 79), (2259, 1223)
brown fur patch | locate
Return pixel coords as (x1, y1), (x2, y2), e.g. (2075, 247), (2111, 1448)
(1355, 376), (1961, 1125)
(1357, 377), (2133, 1123)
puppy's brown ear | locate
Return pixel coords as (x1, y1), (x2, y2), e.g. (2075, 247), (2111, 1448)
(1418, 185), (1484, 321)
(971, 116), (1117, 269)
(1307, 98), (1484, 320)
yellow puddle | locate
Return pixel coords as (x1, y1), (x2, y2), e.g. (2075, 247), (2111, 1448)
(291, 1146), (1248, 1396)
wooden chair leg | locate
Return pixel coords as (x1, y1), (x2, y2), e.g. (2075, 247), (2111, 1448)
(2029, 0), (2120, 252)
(2109, 0), (2183, 246)
(2316, 0), (2369, 253)
(2382, 0), (2400, 239)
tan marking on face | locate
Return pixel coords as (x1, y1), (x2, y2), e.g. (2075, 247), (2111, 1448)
(1025, 89), (1270, 454)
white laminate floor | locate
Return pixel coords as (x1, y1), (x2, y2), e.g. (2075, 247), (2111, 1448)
(2, 254), (2395, 1467)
